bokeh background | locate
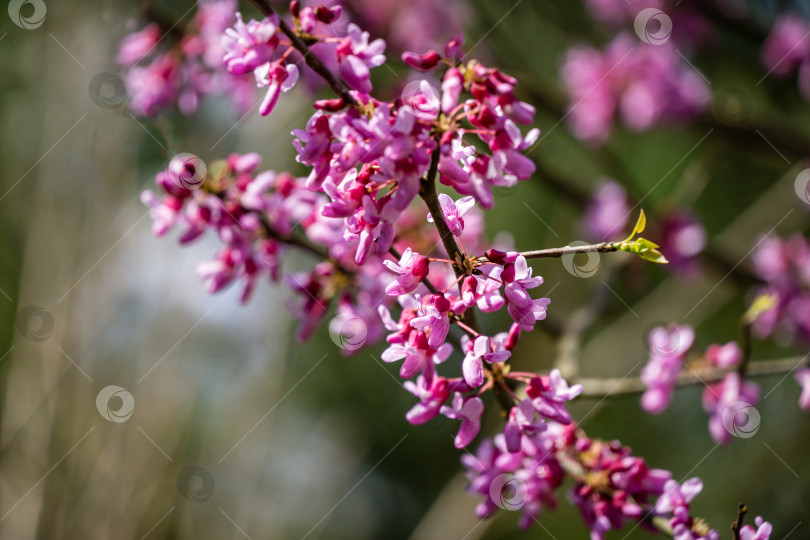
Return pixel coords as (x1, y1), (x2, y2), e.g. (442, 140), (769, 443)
(1, 0), (810, 539)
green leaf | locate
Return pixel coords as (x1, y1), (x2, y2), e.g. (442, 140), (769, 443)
(622, 210), (647, 243)
(616, 237), (668, 264)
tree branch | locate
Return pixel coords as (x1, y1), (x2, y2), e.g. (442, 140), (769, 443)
(574, 356), (804, 398)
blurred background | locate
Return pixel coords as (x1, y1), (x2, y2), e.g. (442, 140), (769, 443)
(1, 0), (810, 538)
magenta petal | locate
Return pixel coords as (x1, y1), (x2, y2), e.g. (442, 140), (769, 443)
(462, 355), (484, 388)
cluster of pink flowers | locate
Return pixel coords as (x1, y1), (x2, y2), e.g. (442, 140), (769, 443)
(560, 34), (710, 145)
(762, 14), (810, 101)
(638, 323), (770, 445)
(118, 0), (257, 116)
(134, 1), (782, 535)
(640, 324), (696, 414)
(463, 421), (734, 538)
(750, 234), (810, 345)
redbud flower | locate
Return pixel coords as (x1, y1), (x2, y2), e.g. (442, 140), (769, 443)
(117, 23), (160, 65)
(401, 49), (441, 71)
(440, 67), (463, 113)
(336, 24), (386, 93)
(255, 63), (299, 116)
(410, 294), (451, 349)
(583, 180), (629, 241)
(461, 334), (511, 388)
(441, 393), (484, 448)
(404, 375), (450, 425)
(705, 342), (742, 369)
(527, 369), (582, 423)
(427, 193), (475, 237)
(502, 256), (549, 331)
(222, 13), (279, 76)
(740, 516), (773, 540)
(640, 324), (694, 414)
(504, 399), (547, 452)
(794, 367), (810, 411)
(702, 372), (760, 444)
(383, 248), (430, 295)
(761, 14), (810, 77)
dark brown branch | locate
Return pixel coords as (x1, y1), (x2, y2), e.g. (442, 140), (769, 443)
(731, 503), (748, 540)
(247, 0), (357, 106)
(418, 146), (515, 412)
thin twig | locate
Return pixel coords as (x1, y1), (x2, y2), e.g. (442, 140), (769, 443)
(574, 356), (803, 398)
(731, 503), (748, 540)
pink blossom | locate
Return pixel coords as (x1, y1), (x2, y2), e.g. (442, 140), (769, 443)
(702, 372), (761, 444)
(740, 516), (773, 540)
(502, 256), (549, 331)
(460, 334), (511, 388)
(117, 23), (160, 66)
(383, 248), (430, 295)
(705, 342), (742, 369)
(404, 375), (450, 425)
(441, 393), (484, 448)
(427, 193), (475, 236)
(222, 13), (279, 76)
(583, 180), (629, 241)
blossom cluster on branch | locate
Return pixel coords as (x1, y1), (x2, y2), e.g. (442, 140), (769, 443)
(119, 0), (810, 537)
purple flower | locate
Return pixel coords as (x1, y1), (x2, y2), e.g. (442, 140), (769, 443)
(336, 24), (386, 93)
(526, 369), (582, 424)
(427, 193), (475, 236)
(705, 342), (742, 369)
(504, 399), (546, 453)
(404, 375), (450, 425)
(254, 62), (299, 116)
(655, 478), (703, 515)
(502, 256), (549, 331)
(117, 23), (160, 66)
(640, 324), (695, 414)
(583, 180), (629, 241)
(561, 35), (710, 145)
(740, 516), (773, 540)
(659, 212), (706, 277)
(702, 372), (761, 444)
(761, 14), (810, 77)
(410, 294), (451, 349)
(222, 13), (279, 76)
(441, 393), (484, 448)
(460, 334), (511, 388)
(383, 248), (430, 295)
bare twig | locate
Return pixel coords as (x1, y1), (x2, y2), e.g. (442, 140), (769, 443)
(574, 356), (803, 398)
